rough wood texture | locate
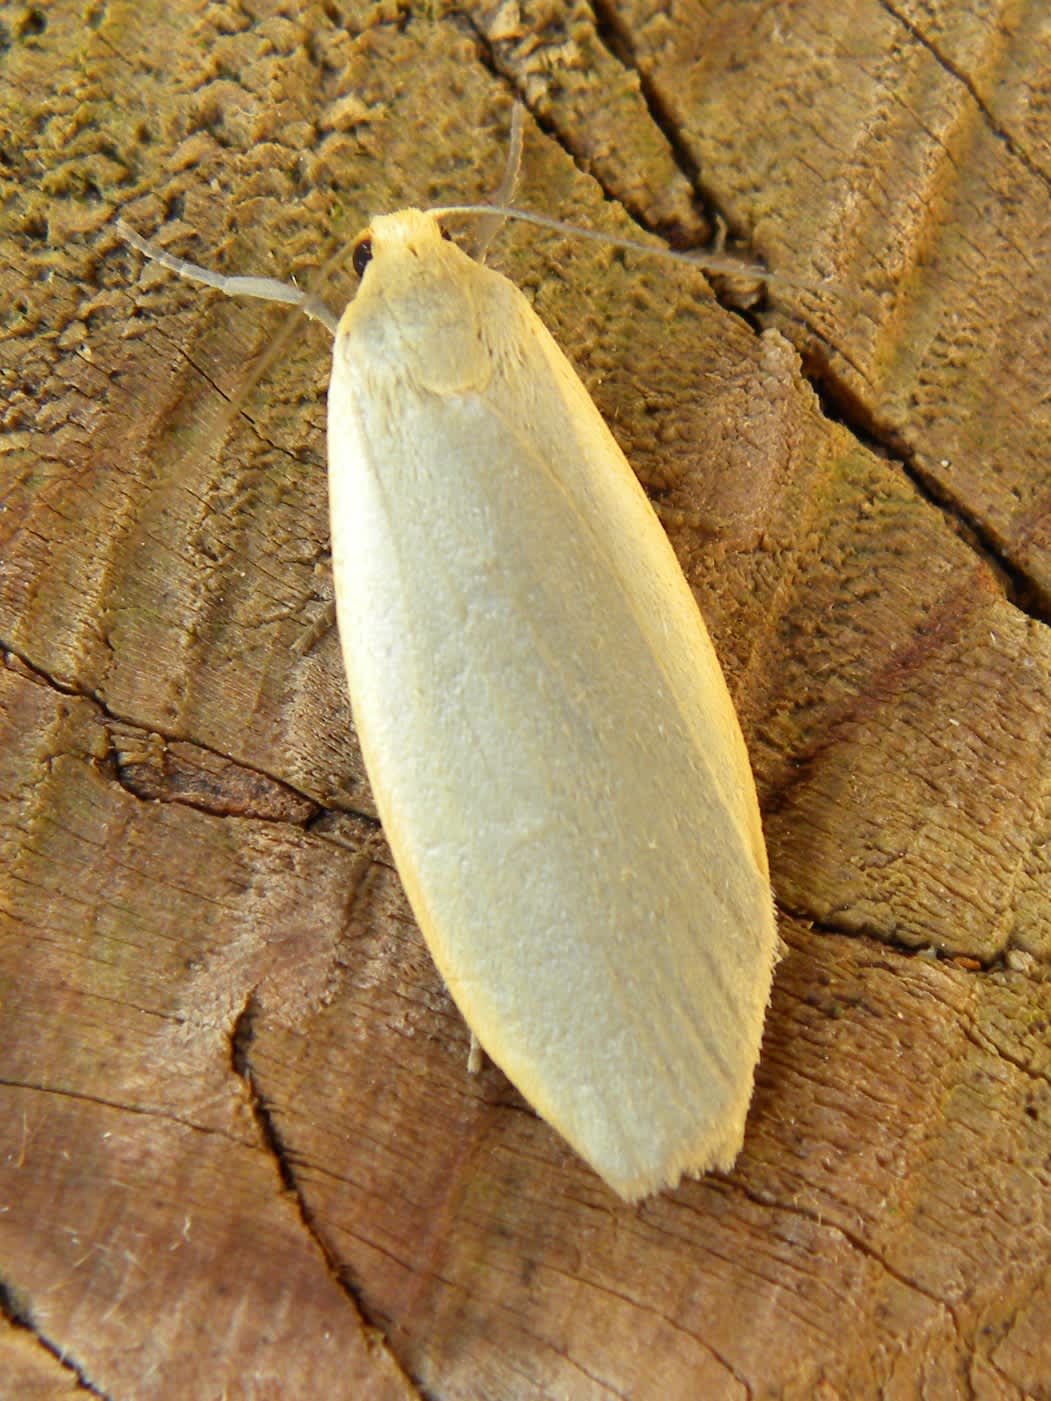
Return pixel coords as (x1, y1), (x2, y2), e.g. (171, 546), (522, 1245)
(1, 1), (1048, 1397)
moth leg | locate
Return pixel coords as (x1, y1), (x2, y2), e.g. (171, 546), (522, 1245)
(292, 597), (338, 657)
(467, 1032), (485, 1074)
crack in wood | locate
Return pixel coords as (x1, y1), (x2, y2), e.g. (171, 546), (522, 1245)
(464, 11), (1045, 625)
(876, 0), (1051, 192)
(2, 641), (375, 828)
(785, 348), (1049, 627)
(773, 906), (1018, 968)
(0, 1277), (113, 1400)
(227, 994), (424, 1400)
(0, 1075), (256, 1147)
(728, 1178), (959, 1320)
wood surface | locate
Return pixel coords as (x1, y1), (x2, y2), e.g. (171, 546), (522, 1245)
(1, 1), (1048, 1397)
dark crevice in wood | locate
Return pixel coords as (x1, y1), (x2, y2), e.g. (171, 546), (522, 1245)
(468, 6), (1048, 628)
(898, 455), (1049, 625)
(0, 1278), (112, 1399)
(460, 15), (582, 198)
(588, 0), (717, 247)
(230, 993), (300, 1196)
(464, 6), (713, 248)
(790, 353), (1050, 625)
(587, 3), (718, 248)
(876, 0), (1051, 192)
(456, 8), (500, 76)
(3, 641), (100, 705)
(107, 750), (320, 823)
(775, 905), (1041, 974)
(228, 995), (424, 1400)
(471, 7), (1045, 625)
(2, 641), (377, 827)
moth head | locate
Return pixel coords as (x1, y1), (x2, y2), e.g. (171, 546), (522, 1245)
(351, 219), (455, 280)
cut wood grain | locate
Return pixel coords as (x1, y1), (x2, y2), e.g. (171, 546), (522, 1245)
(1, 1), (1047, 1398)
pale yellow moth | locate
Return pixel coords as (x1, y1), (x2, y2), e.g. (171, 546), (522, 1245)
(119, 141), (778, 1202)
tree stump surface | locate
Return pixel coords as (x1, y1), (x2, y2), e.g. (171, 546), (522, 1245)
(1, 2), (1048, 1398)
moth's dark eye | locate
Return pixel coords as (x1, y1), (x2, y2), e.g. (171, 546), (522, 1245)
(352, 237), (373, 277)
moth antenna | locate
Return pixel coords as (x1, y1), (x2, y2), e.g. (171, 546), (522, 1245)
(474, 99), (527, 265)
(117, 220), (340, 334)
(430, 201), (855, 304)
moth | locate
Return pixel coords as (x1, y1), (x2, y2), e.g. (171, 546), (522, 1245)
(119, 123), (778, 1201)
